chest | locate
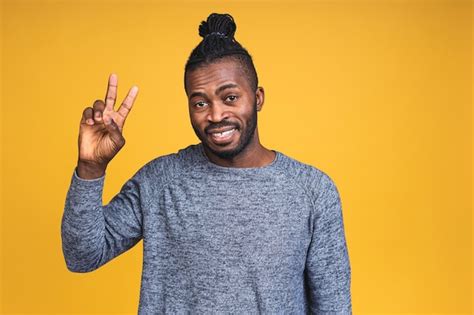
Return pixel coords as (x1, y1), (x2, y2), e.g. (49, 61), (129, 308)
(143, 176), (314, 269)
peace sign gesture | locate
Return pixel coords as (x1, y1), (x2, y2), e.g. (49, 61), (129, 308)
(77, 74), (139, 179)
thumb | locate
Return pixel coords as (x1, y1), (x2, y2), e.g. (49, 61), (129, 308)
(105, 117), (123, 141)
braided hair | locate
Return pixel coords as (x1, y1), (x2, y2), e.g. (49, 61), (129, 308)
(184, 13), (259, 92)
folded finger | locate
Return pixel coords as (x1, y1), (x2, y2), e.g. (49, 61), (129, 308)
(92, 99), (105, 112)
(94, 110), (103, 122)
(82, 107), (94, 125)
(92, 100), (105, 122)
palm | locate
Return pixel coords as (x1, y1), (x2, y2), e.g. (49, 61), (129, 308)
(78, 74), (139, 166)
(79, 114), (120, 164)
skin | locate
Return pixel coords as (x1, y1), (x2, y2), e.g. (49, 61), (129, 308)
(77, 74), (139, 179)
(76, 57), (274, 179)
(185, 57), (275, 168)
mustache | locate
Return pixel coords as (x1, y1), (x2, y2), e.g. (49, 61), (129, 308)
(205, 121), (239, 134)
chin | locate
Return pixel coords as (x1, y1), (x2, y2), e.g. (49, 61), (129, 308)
(203, 141), (244, 159)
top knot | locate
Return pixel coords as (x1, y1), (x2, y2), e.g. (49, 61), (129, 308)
(198, 13), (237, 39)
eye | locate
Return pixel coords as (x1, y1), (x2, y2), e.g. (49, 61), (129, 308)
(194, 101), (208, 108)
(225, 95), (238, 102)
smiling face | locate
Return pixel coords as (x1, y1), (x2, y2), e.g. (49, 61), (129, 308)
(185, 57), (264, 160)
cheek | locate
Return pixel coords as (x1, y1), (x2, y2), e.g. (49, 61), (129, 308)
(189, 114), (205, 130)
(237, 107), (254, 124)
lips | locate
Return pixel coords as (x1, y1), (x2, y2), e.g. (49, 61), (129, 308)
(206, 126), (237, 134)
(208, 127), (238, 144)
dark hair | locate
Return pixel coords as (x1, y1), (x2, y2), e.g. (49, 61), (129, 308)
(184, 13), (259, 92)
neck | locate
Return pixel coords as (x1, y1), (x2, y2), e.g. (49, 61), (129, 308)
(202, 129), (275, 168)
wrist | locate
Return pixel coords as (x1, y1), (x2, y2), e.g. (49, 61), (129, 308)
(76, 160), (107, 179)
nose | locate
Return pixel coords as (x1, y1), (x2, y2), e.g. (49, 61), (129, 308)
(207, 102), (229, 123)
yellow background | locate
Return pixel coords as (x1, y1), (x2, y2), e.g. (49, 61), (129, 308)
(1, 0), (472, 313)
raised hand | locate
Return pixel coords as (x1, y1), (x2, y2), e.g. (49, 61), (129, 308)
(77, 74), (139, 179)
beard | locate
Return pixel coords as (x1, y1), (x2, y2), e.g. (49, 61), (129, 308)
(191, 98), (258, 159)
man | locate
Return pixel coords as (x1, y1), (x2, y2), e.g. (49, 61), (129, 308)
(61, 12), (352, 314)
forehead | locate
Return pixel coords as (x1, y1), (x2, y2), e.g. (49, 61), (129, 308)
(185, 59), (250, 95)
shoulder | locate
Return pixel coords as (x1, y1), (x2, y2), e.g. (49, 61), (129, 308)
(276, 151), (340, 203)
(131, 143), (201, 184)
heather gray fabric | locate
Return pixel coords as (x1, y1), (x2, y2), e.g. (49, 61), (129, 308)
(61, 143), (352, 314)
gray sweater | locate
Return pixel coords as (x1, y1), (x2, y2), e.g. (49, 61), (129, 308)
(61, 143), (352, 314)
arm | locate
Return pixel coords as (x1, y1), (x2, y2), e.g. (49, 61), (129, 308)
(305, 173), (352, 314)
(62, 73), (142, 272)
(60, 167), (143, 272)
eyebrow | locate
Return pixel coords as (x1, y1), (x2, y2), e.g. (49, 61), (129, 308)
(189, 83), (239, 100)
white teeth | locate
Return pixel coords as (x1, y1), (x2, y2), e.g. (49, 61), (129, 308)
(213, 128), (235, 138)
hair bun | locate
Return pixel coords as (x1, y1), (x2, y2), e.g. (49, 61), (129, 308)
(199, 13), (236, 39)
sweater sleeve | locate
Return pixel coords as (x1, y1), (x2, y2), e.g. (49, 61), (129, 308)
(305, 172), (352, 314)
(61, 167), (143, 273)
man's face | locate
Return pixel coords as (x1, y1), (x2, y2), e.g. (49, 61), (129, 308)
(185, 58), (262, 159)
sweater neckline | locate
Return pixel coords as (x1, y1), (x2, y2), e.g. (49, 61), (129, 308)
(195, 142), (283, 174)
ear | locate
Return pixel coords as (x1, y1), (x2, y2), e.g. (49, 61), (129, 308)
(255, 86), (265, 111)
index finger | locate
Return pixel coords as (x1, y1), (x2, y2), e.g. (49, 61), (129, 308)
(105, 73), (118, 110)
(116, 85), (139, 124)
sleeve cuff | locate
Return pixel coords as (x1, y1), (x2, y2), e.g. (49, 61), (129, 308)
(73, 167), (106, 182)
(71, 167), (106, 194)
